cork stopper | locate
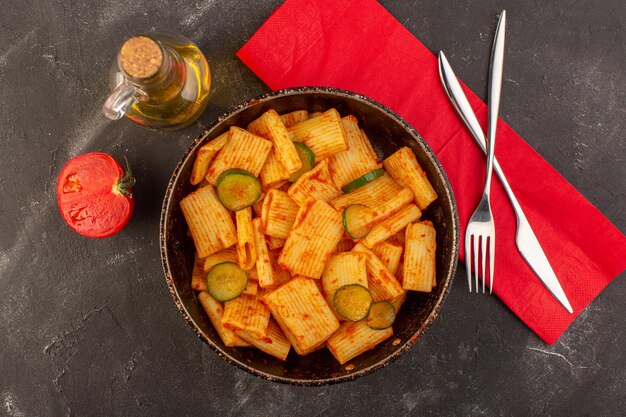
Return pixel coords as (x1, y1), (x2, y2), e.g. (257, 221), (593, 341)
(119, 36), (163, 79)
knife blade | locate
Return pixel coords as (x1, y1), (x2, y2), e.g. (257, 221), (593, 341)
(438, 50), (573, 314)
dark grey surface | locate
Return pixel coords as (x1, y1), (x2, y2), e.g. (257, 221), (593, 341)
(0, 0), (624, 416)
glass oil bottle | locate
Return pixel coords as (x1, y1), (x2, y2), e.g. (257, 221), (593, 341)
(103, 33), (211, 130)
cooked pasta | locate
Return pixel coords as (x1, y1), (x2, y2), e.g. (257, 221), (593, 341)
(267, 236), (286, 250)
(236, 320), (291, 361)
(260, 149), (290, 187)
(387, 229), (406, 246)
(221, 291), (270, 339)
(191, 256), (208, 292)
(280, 110), (308, 127)
(261, 189), (299, 239)
(363, 204), (422, 249)
(190, 132), (228, 185)
(197, 292), (250, 347)
(336, 236), (356, 252)
(242, 279), (259, 296)
(269, 249), (292, 287)
(252, 191), (266, 217)
(248, 109), (302, 173)
(330, 175), (414, 229)
(180, 186), (237, 258)
(403, 220), (436, 292)
(390, 292), (407, 314)
(251, 217), (278, 288)
(263, 276), (339, 355)
(327, 116), (381, 188)
(383, 147), (438, 210)
(183, 106), (440, 365)
(247, 267), (259, 281)
(203, 246), (238, 272)
(395, 261), (404, 282)
(372, 241), (403, 276)
(236, 208), (256, 271)
(327, 320), (393, 364)
(321, 252), (368, 319)
(278, 199), (344, 278)
(205, 126), (272, 185)
(353, 242), (404, 301)
(288, 109), (348, 160)
(287, 160), (342, 206)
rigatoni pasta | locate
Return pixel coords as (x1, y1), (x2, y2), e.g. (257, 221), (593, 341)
(180, 186), (237, 258)
(206, 127), (272, 185)
(263, 276), (339, 355)
(261, 189), (299, 239)
(197, 292), (250, 347)
(383, 147), (438, 210)
(269, 249), (292, 287)
(327, 320), (393, 364)
(278, 199), (344, 278)
(242, 279), (259, 296)
(388, 229), (406, 246)
(363, 204), (422, 248)
(330, 174), (414, 229)
(260, 149), (290, 187)
(236, 208), (256, 271)
(222, 292), (270, 339)
(280, 110), (308, 127)
(322, 252), (368, 319)
(248, 109), (302, 174)
(267, 236), (286, 250)
(251, 217), (278, 288)
(288, 160), (342, 206)
(395, 261), (404, 282)
(372, 241), (403, 276)
(403, 220), (437, 292)
(353, 243), (404, 301)
(328, 116), (381, 188)
(183, 106), (441, 365)
(191, 256), (208, 292)
(288, 109), (348, 160)
(190, 132), (228, 185)
(251, 193), (265, 218)
(236, 320), (291, 361)
(203, 246), (238, 272)
(336, 236), (356, 252)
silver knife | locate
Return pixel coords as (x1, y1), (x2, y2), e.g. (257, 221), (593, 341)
(438, 50), (573, 314)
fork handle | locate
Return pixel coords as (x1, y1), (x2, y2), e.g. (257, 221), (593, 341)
(490, 159), (524, 220)
(484, 10), (506, 195)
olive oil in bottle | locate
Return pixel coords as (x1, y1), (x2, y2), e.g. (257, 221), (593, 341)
(103, 33), (211, 130)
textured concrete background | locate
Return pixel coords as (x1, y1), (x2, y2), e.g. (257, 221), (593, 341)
(0, 0), (624, 416)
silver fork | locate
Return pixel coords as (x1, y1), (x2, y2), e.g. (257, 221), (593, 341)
(464, 11), (506, 293)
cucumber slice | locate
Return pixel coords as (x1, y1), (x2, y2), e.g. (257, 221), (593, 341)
(289, 142), (315, 183)
(342, 168), (385, 193)
(206, 262), (248, 302)
(333, 284), (372, 321)
(366, 301), (396, 330)
(342, 204), (376, 239)
(216, 169), (262, 211)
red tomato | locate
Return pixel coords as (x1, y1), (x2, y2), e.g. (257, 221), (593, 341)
(57, 152), (135, 238)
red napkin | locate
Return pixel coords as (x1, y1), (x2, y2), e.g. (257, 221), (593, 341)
(237, 0), (626, 344)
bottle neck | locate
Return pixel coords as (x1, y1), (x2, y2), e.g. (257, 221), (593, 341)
(118, 39), (186, 104)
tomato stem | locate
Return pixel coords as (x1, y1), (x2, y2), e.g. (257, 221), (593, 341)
(114, 155), (136, 198)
